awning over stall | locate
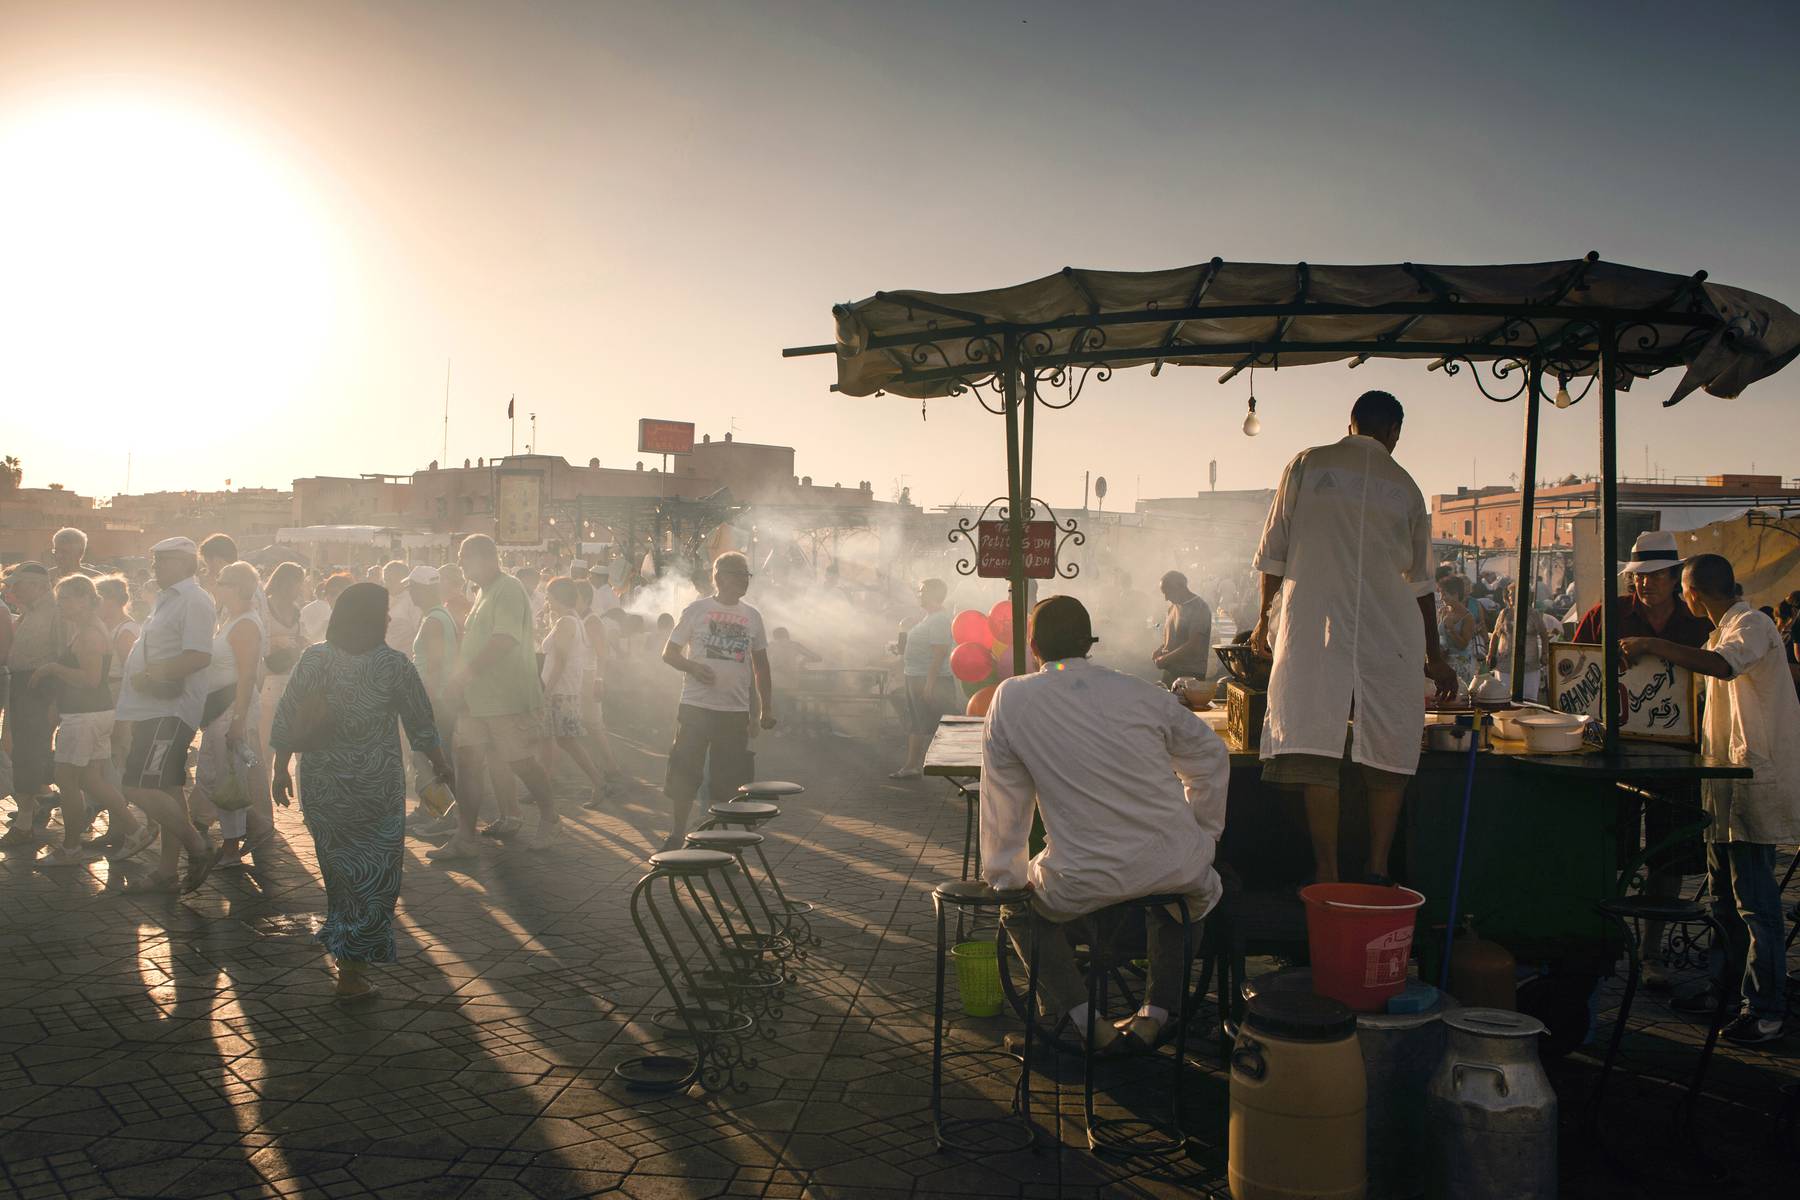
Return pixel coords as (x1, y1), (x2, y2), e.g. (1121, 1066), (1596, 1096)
(814, 256), (1800, 405)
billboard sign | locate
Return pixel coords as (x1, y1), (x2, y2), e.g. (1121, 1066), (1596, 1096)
(638, 418), (697, 455)
(977, 520), (1056, 579)
(494, 469), (544, 546)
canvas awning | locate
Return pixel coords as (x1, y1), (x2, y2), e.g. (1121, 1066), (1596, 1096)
(808, 256), (1800, 405)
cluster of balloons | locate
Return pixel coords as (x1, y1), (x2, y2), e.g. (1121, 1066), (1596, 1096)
(950, 599), (1015, 717)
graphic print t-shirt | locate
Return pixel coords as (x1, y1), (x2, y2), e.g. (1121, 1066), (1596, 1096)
(670, 596), (768, 713)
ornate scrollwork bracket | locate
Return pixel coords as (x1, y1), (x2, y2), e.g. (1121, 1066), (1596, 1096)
(947, 497), (1084, 579)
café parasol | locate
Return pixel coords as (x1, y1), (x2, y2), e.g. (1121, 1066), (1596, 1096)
(784, 253), (1800, 749)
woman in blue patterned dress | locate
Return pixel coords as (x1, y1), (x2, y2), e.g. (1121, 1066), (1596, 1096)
(271, 583), (452, 1003)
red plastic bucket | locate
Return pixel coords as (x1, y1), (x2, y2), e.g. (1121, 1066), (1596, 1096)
(1300, 883), (1427, 1012)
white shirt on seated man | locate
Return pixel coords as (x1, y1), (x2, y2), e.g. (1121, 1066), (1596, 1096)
(980, 594), (1230, 1051)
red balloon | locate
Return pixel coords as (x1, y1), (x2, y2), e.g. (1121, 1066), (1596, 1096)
(951, 609), (991, 646)
(950, 641), (996, 683)
(965, 684), (998, 717)
(987, 600), (1014, 643)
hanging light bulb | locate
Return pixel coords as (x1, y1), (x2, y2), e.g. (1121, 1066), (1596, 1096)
(1242, 363), (1261, 436)
(1552, 375), (1573, 409)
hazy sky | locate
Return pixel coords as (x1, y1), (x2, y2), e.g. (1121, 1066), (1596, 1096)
(3, 0), (1797, 509)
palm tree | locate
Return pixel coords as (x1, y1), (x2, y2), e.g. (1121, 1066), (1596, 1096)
(0, 456), (20, 490)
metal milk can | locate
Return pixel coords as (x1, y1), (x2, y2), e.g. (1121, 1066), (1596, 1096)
(1425, 1008), (1557, 1200)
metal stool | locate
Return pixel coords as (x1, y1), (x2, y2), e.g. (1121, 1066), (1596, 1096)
(1590, 894), (1734, 1137)
(707, 798), (820, 950)
(1080, 893), (1198, 1156)
(617, 849), (762, 1092)
(931, 880), (1039, 1153)
(684, 828), (802, 974)
(949, 779), (981, 881)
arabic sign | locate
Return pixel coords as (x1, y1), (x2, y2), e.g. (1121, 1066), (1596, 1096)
(977, 520), (1056, 579)
(1547, 640), (1697, 745)
(494, 469), (544, 546)
(638, 418), (696, 455)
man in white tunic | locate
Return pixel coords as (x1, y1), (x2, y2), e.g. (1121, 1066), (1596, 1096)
(1621, 553), (1800, 1044)
(1248, 391), (1457, 886)
(982, 596), (1230, 1049)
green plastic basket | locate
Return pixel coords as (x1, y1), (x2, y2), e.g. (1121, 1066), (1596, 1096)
(951, 941), (1003, 1017)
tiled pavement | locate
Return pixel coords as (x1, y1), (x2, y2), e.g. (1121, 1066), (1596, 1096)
(2, 721), (1796, 1199)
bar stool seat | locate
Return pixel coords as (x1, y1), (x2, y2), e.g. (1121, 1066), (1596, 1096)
(647, 849), (738, 875)
(708, 801), (780, 826)
(686, 829), (765, 851)
(738, 780), (806, 798)
(931, 879), (1040, 1153)
(1602, 895), (1711, 923)
(1590, 894), (1732, 1141)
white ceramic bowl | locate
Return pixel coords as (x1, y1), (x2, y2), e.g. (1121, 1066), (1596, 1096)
(1515, 712), (1591, 753)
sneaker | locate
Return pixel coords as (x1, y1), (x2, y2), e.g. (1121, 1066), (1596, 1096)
(40, 844), (92, 868)
(1671, 986), (1731, 1015)
(427, 837), (481, 864)
(526, 822), (565, 852)
(479, 817), (522, 839)
(1720, 1013), (1784, 1045)
(182, 841), (222, 893)
(214, 844), (245, 871)
(412, 815), (457, 839)
(108, 823), (159, 863)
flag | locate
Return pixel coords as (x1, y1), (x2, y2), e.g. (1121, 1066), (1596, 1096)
(507, 396), (515, 419)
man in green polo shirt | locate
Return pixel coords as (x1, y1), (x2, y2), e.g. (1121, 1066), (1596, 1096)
(430, 534), (560, 859)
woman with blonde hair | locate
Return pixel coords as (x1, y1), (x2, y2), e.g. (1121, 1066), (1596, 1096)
(31, 575), (148, 865)
(189, 561), (269, 869)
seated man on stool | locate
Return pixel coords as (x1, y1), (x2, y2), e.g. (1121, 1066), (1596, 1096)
(981, 595), (1231, 1050)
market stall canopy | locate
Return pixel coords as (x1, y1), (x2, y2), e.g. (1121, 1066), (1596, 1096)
(806, 255), (1800, 404)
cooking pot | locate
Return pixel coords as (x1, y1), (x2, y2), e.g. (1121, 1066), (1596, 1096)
(1468, 672), (1511, 707)
(1490, 706), (1546, 741)
(1514, 712), (1590, 753)
(1427, 722), (1488, 753)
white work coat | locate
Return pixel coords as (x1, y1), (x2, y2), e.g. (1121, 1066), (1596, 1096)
(1700, 602), (1800, 843)
(980, 658), (1229, 923)
(1253, 434), (1435, 776)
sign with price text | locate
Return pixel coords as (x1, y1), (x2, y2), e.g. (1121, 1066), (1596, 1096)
(977, 520), (1056, 579)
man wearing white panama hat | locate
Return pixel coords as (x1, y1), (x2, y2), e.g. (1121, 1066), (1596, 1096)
(1572, 528), (1714, 988)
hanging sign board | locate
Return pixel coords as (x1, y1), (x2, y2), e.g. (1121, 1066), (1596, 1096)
(638, 419), (696, 455)
(1547, 640), (1698, 745)
(977, 520), (1056, 579)
(494, 469), (545, 546)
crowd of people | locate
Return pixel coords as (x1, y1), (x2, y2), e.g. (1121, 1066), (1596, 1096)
(0, 527), (784, 1000)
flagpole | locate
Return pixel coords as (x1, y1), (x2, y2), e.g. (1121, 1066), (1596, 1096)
(510, 394), (516, 457)
(441, 357), (450, 464)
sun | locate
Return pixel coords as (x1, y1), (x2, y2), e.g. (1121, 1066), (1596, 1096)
(0, 93), (346, 471)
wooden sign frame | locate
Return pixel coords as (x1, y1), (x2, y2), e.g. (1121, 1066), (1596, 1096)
(1546, 640), (1699, 746)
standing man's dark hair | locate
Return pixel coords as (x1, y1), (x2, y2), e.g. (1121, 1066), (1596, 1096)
(1350, 390), (1405, 439)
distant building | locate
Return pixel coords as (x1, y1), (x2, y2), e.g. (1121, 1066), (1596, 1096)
(294, 434), (883, 545)
(1430, 474), (1800, 550)
(0, 480), (296, 563)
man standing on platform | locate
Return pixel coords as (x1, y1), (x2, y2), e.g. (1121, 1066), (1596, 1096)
(1248, 390), (1457, 886)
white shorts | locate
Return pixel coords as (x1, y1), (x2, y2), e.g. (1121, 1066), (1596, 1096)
(54, 710), (115, 767)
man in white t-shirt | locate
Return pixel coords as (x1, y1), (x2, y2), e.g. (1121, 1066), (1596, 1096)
(660, 551), (775, 850)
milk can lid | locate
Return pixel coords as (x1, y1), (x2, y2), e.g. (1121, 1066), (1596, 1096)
(1443, 1007), (1547, 1039)
(1243, 991), (1356, 1041)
